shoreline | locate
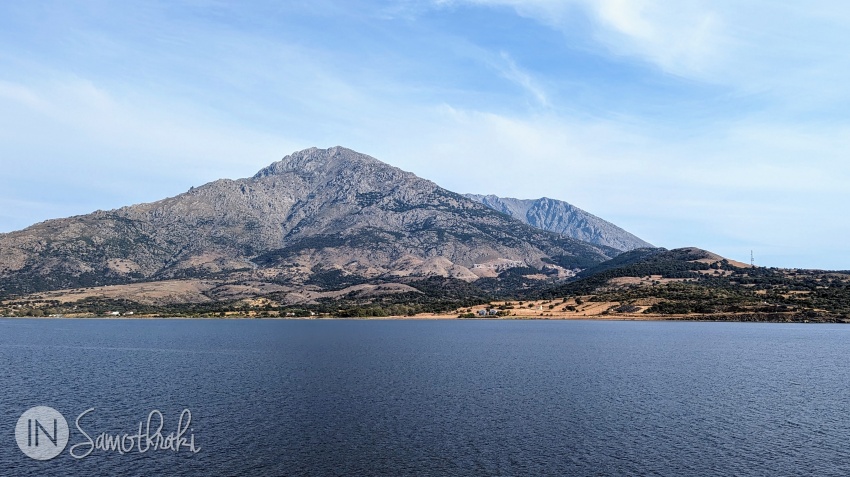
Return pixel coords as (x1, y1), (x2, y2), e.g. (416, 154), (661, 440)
(0, 314), (827, 323)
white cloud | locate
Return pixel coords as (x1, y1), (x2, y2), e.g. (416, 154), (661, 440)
(493, 52), (549, 107)
(441, 0), (724, 76)
(3, 1), (850, 269)
(1, 77), (292, 173)
(0, 80), (49, 110)
(369, 101), (850, 268)
(588, 0), (722, 75)
(0, 77), (296, 229)
(444, 0), (850, 105)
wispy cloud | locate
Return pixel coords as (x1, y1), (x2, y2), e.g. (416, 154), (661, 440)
(492, 52), (550, 107)
(381, 100), (850, 269)
(0, 76), (295, 224)
(2, 1), (850, 268)
(443, 0), (850, 105)
(441, 0), (725, 78)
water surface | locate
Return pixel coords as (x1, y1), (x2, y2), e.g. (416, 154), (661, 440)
(1, 319), (848, 476)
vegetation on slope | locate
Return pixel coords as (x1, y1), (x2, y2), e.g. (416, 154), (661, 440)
(538, 248), (850, 322)
(6, 245), (850, 323)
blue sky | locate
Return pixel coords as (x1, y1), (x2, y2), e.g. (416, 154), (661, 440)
(1, 1), (849, 269)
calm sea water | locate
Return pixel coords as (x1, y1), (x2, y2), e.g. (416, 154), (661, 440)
(1, 318), (849, 476)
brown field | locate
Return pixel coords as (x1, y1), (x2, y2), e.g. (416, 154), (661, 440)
(11, 279), (221, 305)
(446, 298), (670, 321)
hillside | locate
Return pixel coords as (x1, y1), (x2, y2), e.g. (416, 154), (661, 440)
(7, 243), (850, 321)
(528, 247), (850, 322)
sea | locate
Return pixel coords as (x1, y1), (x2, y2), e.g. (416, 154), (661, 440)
(1, 318), (849, 476)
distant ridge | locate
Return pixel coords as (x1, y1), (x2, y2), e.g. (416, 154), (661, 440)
(464, 194), (653, 252)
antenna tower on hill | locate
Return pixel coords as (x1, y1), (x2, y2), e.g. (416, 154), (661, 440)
(751, 250), (754, 267)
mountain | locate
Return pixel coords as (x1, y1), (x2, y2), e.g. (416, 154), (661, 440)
(464, 194), (652, 252)
(0, 147), (622, 302)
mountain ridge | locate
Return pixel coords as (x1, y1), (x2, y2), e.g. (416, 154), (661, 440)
(464, 194), (653, 251)
(0, 147), (623, 300)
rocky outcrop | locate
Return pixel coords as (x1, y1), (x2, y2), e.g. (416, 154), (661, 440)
(464, 194), (652, 251)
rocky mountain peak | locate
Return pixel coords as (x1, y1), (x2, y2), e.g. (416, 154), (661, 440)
(253, 146), (411, 181)
(464, 193), (652, 252)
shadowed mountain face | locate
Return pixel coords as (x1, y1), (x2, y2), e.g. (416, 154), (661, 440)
(464, 194), (653, 252)
(0, 147), (621, 298)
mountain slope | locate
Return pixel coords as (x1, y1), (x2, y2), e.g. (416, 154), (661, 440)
(0, 147), (620, 299)
(464, 194), (652, 251)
